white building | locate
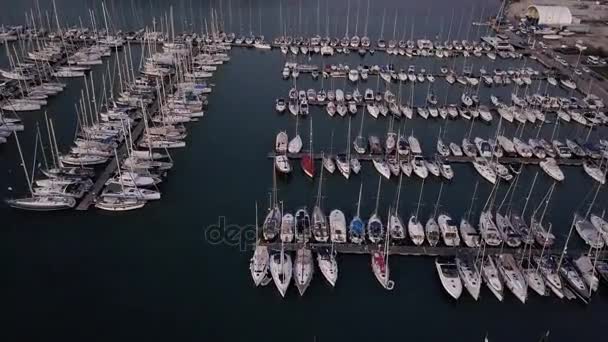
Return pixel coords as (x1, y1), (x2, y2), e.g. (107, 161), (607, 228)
(526, 5), (573, 26)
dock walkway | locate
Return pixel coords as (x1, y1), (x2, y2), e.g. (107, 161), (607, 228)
(267, 152), (586, 166)
(261, 242), (601, 258)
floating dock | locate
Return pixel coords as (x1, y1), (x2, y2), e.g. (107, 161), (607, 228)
(75, 120), (147, 210)
(267, 152), (587, 166)
(260, 241), (602, 258)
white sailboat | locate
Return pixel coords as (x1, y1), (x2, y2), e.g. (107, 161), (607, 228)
(250, 203), (270, 286)
(408, 179), (426, 246)
(496, 253), (528, 303)
(270, 243), (292, 297)
(481, 255), (504, 301)
(293, 247), (314, 296)
(456, 256), (481, 300)
(435, 257), (463, 300)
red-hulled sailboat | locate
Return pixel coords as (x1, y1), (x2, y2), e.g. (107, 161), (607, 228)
(301, 117), (315, 178)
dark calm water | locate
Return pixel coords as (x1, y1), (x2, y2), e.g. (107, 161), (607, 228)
(2, 1), (607, 341)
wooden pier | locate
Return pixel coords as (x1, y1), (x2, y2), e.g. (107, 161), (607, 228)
(267, 152), (586, 166)
(75, 120), (147, 210)
(260, 241), (603, 258)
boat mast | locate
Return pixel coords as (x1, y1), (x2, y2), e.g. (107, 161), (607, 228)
(354, 0), (360, 36)
(316, 152), (325, 208)
(466, 181), (479, 221)
(13, 132), (33, 196)
(379, 9), (386, 40)
(363, 0), (370, 37)
(395, 172), (403, 216)
(521, 172), (538, 218)
(344, 0), (350, 38)
(356, 182), (363, 217)
(432, 182), (444, 219)
(346, 116), (352, 158)
(556, 216), (577, 272)
(415, 178), (425, 219)
(374, 175), (381, 215)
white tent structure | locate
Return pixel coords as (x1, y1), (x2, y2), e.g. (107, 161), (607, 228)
(526, 5), (573, 26)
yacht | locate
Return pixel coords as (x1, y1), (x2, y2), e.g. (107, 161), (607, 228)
(262, 205), (281, 241)
(95, 196), (146, 211)
(437, 214), (461, 246)
(372, 157), (391, 179)
(250, 245), (269, 286)
(473, 158), (497, 184)
(288, 133), (302, 154)
(456, 256), (481, 300)
(435, 257), (463, 300)
(312, 205), (329, 242)
(495, 212), (522, 248)
(590, 214), (608, 236)
(479, 211), (502, 246)
(531, 217), (555, 247)
(7, 195), (76, 211)
(323, 155), (336, 174)
(460, 219), (481, 247)
(539, 158), (564, 181)
(317, 248), (338, 287)
(496, 254), (528, 303)
(522, 258), (547, 297)
(408, 215), (425, 246)
(437, 138), (450, 157)
(559, 258), (590, 302)
(371, 250), (394, 290)
(533, 256), (564, 298)
(347, 183), (366, 239)
(275, 98), (286, 112)
(330, 209), (347, 243)
(462, 138), (477, 157)
(281, 213), (295, 243)
(481, 255), (504, 301)
(449, 143), (463, 157)
(425, 217), (441, 247)
(295, 208), (312, 243)
(512, 137), (533, 158)
(270, 251), (292, 297)
(424, 159), (441, 177)
(293, 247), (314, 296)
(336, 154), (350, 179)
(275, 155), (291, 174)
(583, 160), (606, 184)
(575, 215), (605, 249)
(368, 212), (384, 243)
(411, 155), (428, 179)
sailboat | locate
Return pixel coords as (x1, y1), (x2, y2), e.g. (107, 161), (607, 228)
(481, 255), (504, 301)
(337, 117), (352, 179)
(368, 176), (385, 243)
(6, 132), (76, 211)
(293, 246), (313, 296)
(389, 174), (406, 241)
(288, 115), (302, 153)
(300, 118), (315, 178)
(460, 182), (482, 248)
(371, 216), (394, 290)
(353, 105), (367, 154)
(250, 202), (270, 286)
(496, 253), (528, 303)
(349, 183), (366, 244)
(262, 167), (281, 241)
(281, 211), (295, 243)
(456, 256), (481, 300)
(317, 246), (338, 287)
(270, 242), (292, 297)
(312, 159), (329, 242)
(408, 180), (426, 246)
(435, 257), (463, 300)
